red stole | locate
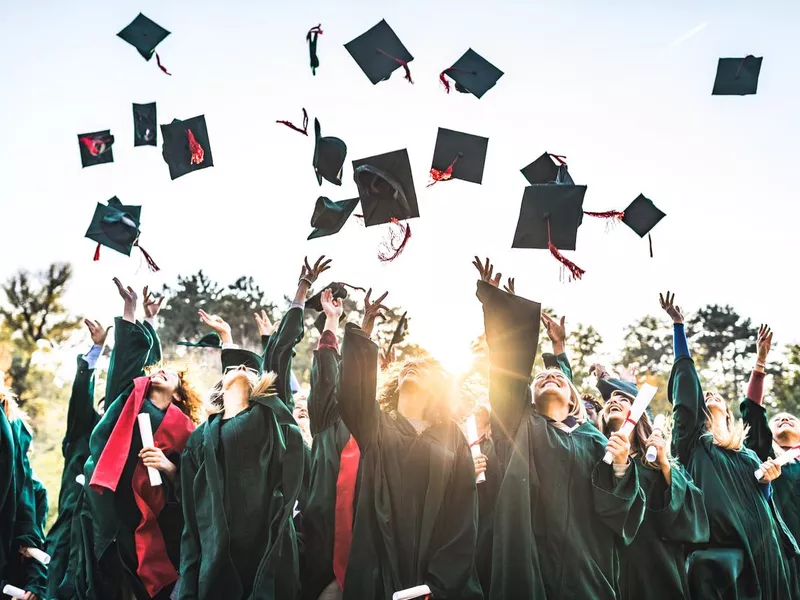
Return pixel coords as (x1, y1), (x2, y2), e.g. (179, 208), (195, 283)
(89, 376), (195, 597)
(332, 434), (360, 589)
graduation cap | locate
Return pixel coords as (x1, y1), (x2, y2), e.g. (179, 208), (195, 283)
(345, 19), (414, 84)
(221, 348), (263, 375)
(161, 115), (214, 180)
(307, 24), (323, 75)
(520, 152), (574, 186)
(177, 332), (222, 349)
(429, 128), (489, 186)
(439, 49), (504, 99)
(512, 185), (587, 280)
(386, 311), (408, 356)
(77, 130), (114, 168)
(621, 194), (665, 257)
(314, 119), (347, 186)
(133, 103), (157, 147)
(84, 197), (159, 270)
(353, 149), (419, 226)
(307, 282), (349, 312)
(597, 378), (638, 402)
(117, 13), (172, 74)
(308, 196), (359, 240)
(712, 56), (763, 96)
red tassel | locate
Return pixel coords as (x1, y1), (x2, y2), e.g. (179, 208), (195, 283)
(378, 219), (412, 262)
(547, 220), (585, 281)
(375, 48), (413, 84)
(306, 24), (323, 38)
(584, 210), (625, 220)
(427, 153), (462, 187)
(93, 243), (101, 262)
(187, 129), (204, 165)
(276, 108), (310, 135)
(136, 243), (160, 272)
(155, 53), (171, 76)
(79, 136), (112, 156)
(548, 153), (567, 166)
(439, 67), (477, 94)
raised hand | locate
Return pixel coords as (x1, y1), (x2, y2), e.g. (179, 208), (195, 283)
(616, 364), (638, 383)
(503, 277), (516, 295)
(659, 291), (684, 324)
(588, 363), (610, 380)
(114, 278), (137, 323)
(84, 319), (111, 346)
(198, 309), (233, 345)
(472, 256), (502, 287)
(321, 288), (344, 319)
(142, 286), (165, 320)
(299, 255), (333, 286)
(361, 288), (388, 337)
(541, 312), (567, 355)
(756, 324), (773, 367)
(254, 310), (278, 336)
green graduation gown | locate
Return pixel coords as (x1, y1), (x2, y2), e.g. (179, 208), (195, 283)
(669, 356), (797, 599)
(0, 408), (19, 588)
(477, 281), (646, 600)
(32, 476), (48, 539)
(338, 323), (483, 600)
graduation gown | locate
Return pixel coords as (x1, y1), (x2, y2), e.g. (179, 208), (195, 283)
(473, 435), (499, 598)
(477, 281), (646, 600)
(0, 408), (16, 580)
(669, 356), (797, 599)
(338, 323), (483, 600)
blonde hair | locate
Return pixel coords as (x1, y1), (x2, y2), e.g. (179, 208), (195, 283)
(207, 371), (278, 415)
(0, 384), (23, 423)
(704, 399), (748, 452)
(532, 368), (588, 424)
(377, 356), (454, 425)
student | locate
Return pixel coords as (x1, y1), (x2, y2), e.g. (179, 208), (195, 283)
(337, 289), (483, 599)
(661, 292), (797, 599)
(473, 257), (645, 600)
(83, 280), (201, 600)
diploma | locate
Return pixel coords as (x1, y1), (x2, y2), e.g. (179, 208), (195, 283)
(645, 414), (667, 463)
(754, 446), (800, 480)
(137, 413), (162, 487)
(22, 546), (51, 565)
(465, 414), (486, 484)
(603, 383), (658, 464)
(3, 584), (26, 599)
(75, 473), (86, 486)
(393, 584), (432, 600)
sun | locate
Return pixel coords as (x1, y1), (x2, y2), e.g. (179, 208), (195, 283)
(436, 343), (476, 377)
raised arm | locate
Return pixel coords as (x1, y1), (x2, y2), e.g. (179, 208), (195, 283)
(308, 288), (343, 435)
(64, 320), (107, 449)
(540, 312), (574, 381)
(741, 324), (774, 461)
(141, 287), (165, 368)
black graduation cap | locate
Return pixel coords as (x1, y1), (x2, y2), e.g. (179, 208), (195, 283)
(344, 19), (414, 85)
(387, 311), (408, 355)
(133, 103), (157, 147)
(520, 152), (574, 186)
(177, 332), (222, 349)
(308, 196), (359, 240)
(712, 56), (763, 96)
(306, 24), (323, 75)
(85, 197), (140, 256)
(117, 13), (170, 61)
(429, 128), (489, 186)
(622, 194), (665, 238)
(439, 49), (504, 99)
(352, 149), (419, 227)
(77, 130), (114, 168)
(307, 282), (348, 312)
(221, 348), (263, 375)
(313, 119), (347, 186)
(161, 115), (214, 180)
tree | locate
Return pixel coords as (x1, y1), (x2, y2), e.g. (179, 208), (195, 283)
(567, 323), (604, 390)
(768, 343), (800, 414)
(0, 263), (81, 403)
(619, 314), (673, 375)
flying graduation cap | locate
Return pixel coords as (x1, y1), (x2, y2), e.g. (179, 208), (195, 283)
(386, 311), (408, 356)
(314, 118), (347, 186)
(307, 282), (351, 333)
(429, 128), (489, 187)
(77, 130), (114, 168)
(621, 194), (665, 257)
(307, 24), (323, 75)
(345, 20), (414, 85)
(133, 103), (157, 147)
(84, 197), (159, 271)
(161, 115), (213, 180)
(521, 152), (574, 186)
(712, 56), (763, 96)
(308, 196), (359, 240)
(117, 13), (172, 75)
(439, 49), (504, 98)
(177, 332), (222, 349)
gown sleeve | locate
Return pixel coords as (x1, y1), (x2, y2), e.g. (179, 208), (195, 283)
(103, 318), (154, 411)
(308, 331), (342, 437)
(591, 459), (646, 545)
(649, 463), (710, 544)
(141, 319), (163, 369)
(338, 323), (380, 451)
(63, 354), (99, 455)
(667, 324), (706, 466)
(262, 306), (305, 411)
(178, 441), (201, 600)
(740, 371), (772, 462)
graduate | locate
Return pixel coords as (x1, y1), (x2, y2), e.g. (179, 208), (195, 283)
(178, 256), (324, 600)
(44, 319), (107, 599)
(661, 291), (798, 599)
(337, 287), (483, 599)
(473, 257), (646, 600)
(82, 280), (201, 600)
(595, 368), (710, 599)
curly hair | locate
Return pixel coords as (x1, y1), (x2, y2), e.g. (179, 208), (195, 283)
(377, 357), (455, 426)
(146, 363), (204, 424)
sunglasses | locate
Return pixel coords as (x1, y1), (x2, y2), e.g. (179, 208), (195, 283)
(224, 365), (259, 376)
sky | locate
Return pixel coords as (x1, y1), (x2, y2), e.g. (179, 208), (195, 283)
(1, 0), (799, 376)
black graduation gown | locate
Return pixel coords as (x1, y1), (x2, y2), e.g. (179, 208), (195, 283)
(338, 323), (483, 600)
(669, 356), (797, 600)
(473, 436), (499, 598)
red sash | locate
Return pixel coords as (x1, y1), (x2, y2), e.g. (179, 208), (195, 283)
(332, 434), (360, 589)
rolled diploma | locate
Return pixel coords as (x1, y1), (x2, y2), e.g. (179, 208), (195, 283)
(3, 584), (26, 598)
(645, 414), (667, 462)
(603, 383), (658, 464)
(465, 414), (486, 484)
(137, 413), (162, 487)
(393, 584), (432, 600)
(22, 546), (51, 565)
(75, 473), (86, 486)
(754, 447), (800, 480)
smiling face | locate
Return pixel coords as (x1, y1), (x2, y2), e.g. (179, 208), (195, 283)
(293, 396), (309, 424)
(770, 412), (800, 445)
(221, 365), (259, 391)
(704, 391), (727, 414)
(602, 390), (634, 430)
(149, 369), (180, 395)
(532, 369), (571, 403)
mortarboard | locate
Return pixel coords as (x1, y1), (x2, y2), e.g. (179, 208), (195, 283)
(345, 20), (414, 85)
(429, 128), (489, 186)
(84, 197), (159, 270)
(520, 152), (574, 186)
(387, 311), (408, 355)
(308, 196), (359, 240)
(161, 115), (214, 180)
(712, 56), (763, 96)
(353, 149), (419, 227)
(512, 185), (587, 280)
(133, 103), (157, 147)
(221, 348), (263, 375)
(177, 332), (222, 349)
(307, 282), (349, 312)
(307, 24), (323, 75)
(117, 13), (172, 74)
(621, 194), (665, 258)
(77, 130), (114, 168)
(439, 49), (503, 99)
(313, 118), (347, 186)
(596, 378), (638, 402)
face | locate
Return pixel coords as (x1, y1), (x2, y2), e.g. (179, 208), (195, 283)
(221, 365), (259, 390)
(602, 391), (633, 428)
(293, 397), (309, 424)
(398, 360), (438, 392)
(474, 404), (491, 430)
(704, 391), (726, 413)
(532, 370), (570, 403)
(149, 369), (180, 394)
(771, 412), (800, 441)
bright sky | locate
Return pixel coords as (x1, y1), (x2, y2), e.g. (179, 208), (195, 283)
(2, 0), (799, 375)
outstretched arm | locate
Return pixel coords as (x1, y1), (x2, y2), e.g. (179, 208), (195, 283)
(541, 312), (573, 381)
(741, 325), (774, 461)
(308, 288), (343, 435)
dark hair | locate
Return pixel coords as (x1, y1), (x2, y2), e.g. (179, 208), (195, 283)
(599, 399), (657, 469)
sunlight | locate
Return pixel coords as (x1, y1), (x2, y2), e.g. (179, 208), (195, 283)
(436, 343), (476, 378)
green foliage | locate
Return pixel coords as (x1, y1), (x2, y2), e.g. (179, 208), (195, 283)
(767, 344), (800, 414)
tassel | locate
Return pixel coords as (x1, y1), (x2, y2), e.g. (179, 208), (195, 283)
(276, 108), (310, 135)
(375, 48), (413, 84)
(339, 281), (367, 293)
(93, 243), (101, 262)
(648, 234), (654, 258)
(439, 71), (451, 93)
(155, 53), (171, 76)
(306, 24), (323, 75)
(439, 67), (477, 94)
(136, 243), (160, 272)
(187, 129), (204, 165)
(427, 153), (462, 187)
(548, 153), (567, 166)
(378, 219), (412, 262)
(547, 220), (585, 281)
(584, 210), (625, 232)
(79, 136), (113, 156)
